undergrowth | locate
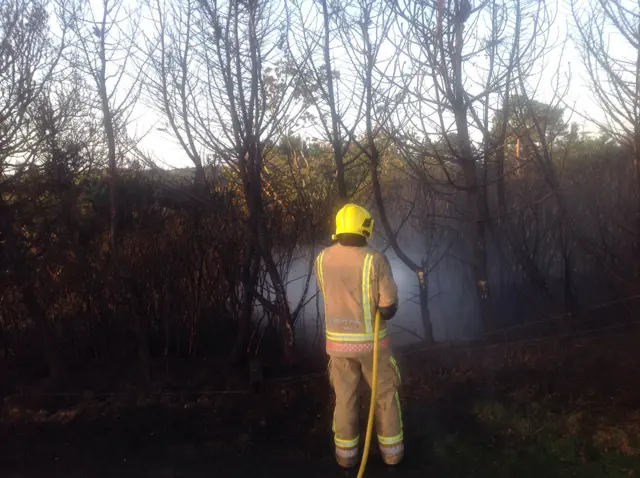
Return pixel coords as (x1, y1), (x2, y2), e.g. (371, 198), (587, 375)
(2, 332), (640, 477)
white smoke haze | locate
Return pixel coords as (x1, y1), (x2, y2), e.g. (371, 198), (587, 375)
(282, 241), (484, 353)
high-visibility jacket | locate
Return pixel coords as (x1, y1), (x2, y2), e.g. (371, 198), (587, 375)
(315, 243), (399, 357)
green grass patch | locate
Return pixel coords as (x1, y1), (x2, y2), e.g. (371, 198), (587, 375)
(411, 394), (640, 478)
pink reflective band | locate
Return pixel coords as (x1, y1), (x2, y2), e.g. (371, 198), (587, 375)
(326, 336), (390, 353)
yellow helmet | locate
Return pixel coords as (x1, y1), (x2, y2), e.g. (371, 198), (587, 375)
(332, 203), (374, 240)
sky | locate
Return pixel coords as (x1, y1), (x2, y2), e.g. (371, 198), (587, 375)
(124, 0), (632, 170)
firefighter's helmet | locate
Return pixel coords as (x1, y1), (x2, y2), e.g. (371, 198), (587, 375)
(332, 203), (374, 240)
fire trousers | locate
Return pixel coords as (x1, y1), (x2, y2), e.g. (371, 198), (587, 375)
(328, 349), (404, 468)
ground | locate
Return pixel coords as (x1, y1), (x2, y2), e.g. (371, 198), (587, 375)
(2, 329), (640, 477)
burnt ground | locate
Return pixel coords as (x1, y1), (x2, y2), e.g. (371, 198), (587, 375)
(2, 329), (640, 478)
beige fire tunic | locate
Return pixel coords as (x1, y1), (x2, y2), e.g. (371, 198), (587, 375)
(315, 242), (404, 467)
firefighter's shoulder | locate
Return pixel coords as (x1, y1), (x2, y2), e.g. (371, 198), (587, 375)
(315, 242), (339, 265)
(316, 242), (339, 256)
(364, 247), (393, 271)
(362, 244), (388, 260)
(316, 242), (373, 266)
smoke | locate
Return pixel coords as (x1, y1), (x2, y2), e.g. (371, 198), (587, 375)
(286, 243), (484, 351)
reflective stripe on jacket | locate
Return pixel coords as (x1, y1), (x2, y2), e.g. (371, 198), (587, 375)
(315, 243), (398, 357)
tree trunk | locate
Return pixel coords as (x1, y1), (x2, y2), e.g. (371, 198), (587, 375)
(452, 93), (494, 333)
(465, 179), (495, 333)
(417, 267), (434, 344)
(369, 146), (435, 345)
(635, 40), (640, 282)
(194, 160), (207, 199)
(230, 158), (260, 364)
(361, 6), (435, 344)
(255, 212), (295, 363)
(561, 227), (577, 309)
(23, 283), (64, 380)
(495, 0), (520, 219)
(451, 11), (495, 334)
(495, 140), (507, 218)
(97, 38), (119, 268)
(321, 0), (347, 202)
(230, 242), (257, 364)
(244, 142), (295, 364)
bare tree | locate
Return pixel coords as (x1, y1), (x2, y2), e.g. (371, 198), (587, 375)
(63, 0), (145, 267)
(144, 0), (208, 193)
(0, 0), (70, 380)
(201, 0), (305, 362)
(392, 0), (557, 333)
(285, 0), (368, 203)
(572, 0), (640, 279)
(62, 0), (150, 374)
(0, 0), (67, 173)
(146, 0), (304, 362)
(324, 0), (439, 343)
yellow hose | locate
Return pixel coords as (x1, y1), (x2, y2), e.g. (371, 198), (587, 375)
(357, 310), (381, 478)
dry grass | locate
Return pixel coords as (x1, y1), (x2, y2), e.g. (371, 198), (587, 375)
(2, 330), (640, 477)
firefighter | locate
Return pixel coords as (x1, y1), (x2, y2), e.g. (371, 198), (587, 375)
(315, 203), (403, 470)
